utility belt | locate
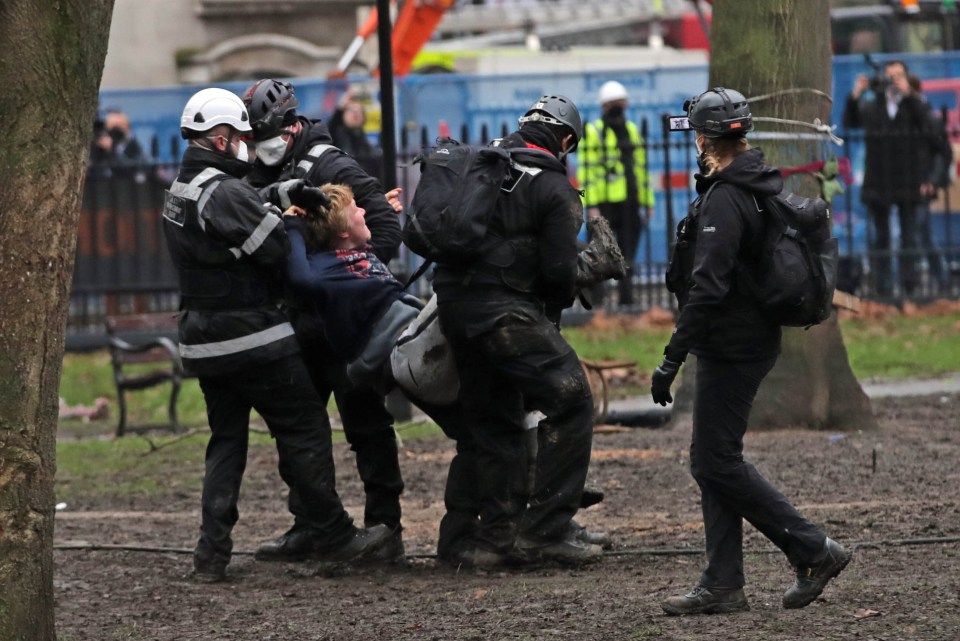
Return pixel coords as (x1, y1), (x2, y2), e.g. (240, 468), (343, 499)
(179, 268), (279, 311)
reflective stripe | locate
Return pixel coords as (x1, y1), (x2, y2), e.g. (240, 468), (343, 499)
(169, 168), (227, 232)
(180, 322), (296, 360)
(237, 211), (281, 256)
(296, 143), (337, 174)
(511, 161), (542, 176)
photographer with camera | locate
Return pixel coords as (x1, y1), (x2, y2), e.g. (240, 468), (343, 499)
(843, 59), (934, 299)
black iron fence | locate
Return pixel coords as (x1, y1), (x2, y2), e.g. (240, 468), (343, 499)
(67, 119), (960, 349)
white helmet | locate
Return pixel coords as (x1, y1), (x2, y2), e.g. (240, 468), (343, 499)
(598, 80), (629, 106)
(180, 88), (252, 139)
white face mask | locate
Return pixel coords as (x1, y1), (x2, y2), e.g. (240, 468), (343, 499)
(256, 134), (290, 166)
(234, 139), (251, 163)
(694, 135), (705, 155)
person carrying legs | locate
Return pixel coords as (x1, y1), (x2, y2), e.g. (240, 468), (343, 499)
(432, 95), (600, 568)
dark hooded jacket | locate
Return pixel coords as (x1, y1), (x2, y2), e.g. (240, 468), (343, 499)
(432, 128), (583, 310)
(665, 147), (783, 363)
(245, 116), (401, 263)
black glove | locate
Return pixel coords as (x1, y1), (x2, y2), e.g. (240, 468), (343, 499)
(651, 358), (682, 406)
(261, 179), (331, 211)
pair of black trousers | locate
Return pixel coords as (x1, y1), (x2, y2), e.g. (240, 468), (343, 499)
(867, 200), (919, 297)
(691, 356), (826, 589)
(288, 310), (404, 530)
(438, 299), (594, 552)
(195, 354), (353, 564)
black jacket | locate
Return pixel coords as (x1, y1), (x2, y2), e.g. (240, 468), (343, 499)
(843, 92), (932, 205)
(162, 146), (300, 376)
(245, 117), (401, 263)
(433, 130), (582, 308)
(665, 148), (783, 363)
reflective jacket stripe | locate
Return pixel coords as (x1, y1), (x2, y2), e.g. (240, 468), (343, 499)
(237, 212), (281, 256)
(168, 167), (226, 232)
(180, 322), (296, 360)
(296, 143), (337, 174)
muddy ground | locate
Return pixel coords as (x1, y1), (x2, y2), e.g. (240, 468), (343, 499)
(54, 392), (960, 641)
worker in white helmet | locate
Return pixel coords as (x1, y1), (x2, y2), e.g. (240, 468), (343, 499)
(577, 80), (655, 308)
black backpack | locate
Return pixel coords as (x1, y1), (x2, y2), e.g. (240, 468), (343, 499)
(740, 192), (839, 327)
(404, 139), (551, 266)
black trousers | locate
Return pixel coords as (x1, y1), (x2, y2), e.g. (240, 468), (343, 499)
(867, 200), (919, 296)
(691, 356), (826, 589)
(288, 310), (404, 530)
(195, 354), (353, 564)
(439, 298), (594, 552)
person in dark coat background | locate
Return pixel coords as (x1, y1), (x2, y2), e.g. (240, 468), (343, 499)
(843, 59), (933, 298)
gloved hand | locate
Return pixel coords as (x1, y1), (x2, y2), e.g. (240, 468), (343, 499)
(651, 357), (682, 406)
(261, 179), (331, 211)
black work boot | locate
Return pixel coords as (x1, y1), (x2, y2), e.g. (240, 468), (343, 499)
(442, 541), (508, 569)
(783, 538), (852, 609)
(661, 586), (750, 616)
(368, 525), (406, 564)
(254, 525), (315, 562)
(313, 524), (392, 564)
(568, 520), (613, 549)
(193, 547), (228, 583)
(580, 483), (605, 509)
(512, 532), (603, 566)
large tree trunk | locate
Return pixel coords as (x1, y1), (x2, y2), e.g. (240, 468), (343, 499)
(0, 2), (114, 639)
(674, 0), (875, 430)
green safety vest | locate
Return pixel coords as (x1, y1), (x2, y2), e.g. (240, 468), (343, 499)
(577, 118), (654, 208)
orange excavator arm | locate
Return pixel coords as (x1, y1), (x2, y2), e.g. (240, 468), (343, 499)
(328, 0), (455, 79)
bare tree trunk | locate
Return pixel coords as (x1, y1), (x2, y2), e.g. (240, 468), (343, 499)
(0, 2), (114, 639)
(673, 0), (875, 430)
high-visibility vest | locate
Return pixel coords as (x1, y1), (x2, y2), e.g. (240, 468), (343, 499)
(577, 119), (654, 208)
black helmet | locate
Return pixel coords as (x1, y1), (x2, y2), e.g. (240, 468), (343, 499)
(242, 79), (301, 141)
(684, 87), (753, 138)
(518, 94), (583, 151)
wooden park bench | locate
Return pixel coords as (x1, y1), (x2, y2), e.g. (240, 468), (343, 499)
(104, 313), (190, 437)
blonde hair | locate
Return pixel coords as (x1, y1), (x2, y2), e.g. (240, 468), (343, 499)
(700, 136), (750, 176)
(302, 183), (355, 251)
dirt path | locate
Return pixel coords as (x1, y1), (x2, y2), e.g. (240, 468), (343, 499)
(54, 394), (960, 641)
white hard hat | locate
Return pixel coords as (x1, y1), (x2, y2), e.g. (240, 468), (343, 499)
(180, 88), (252, 139)
(598, 80), (629, 106)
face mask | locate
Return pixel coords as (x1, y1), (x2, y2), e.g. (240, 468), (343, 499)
(256, 134), (290, 166)
(234, 139), (251, 163)
(694, 136), (704, 156)
(605, 104), (625, 119)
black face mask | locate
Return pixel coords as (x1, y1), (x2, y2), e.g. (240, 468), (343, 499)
(108, 127), (126, 143)
(604, 105), (625, 119)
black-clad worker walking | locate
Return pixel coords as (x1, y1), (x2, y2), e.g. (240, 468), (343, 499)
(653, 88), (852, 614)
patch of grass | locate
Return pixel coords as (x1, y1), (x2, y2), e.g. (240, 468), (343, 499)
(839, 314), (960, 379)
(58, 313), (960, 435)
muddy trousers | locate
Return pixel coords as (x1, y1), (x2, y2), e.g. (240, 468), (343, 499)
(285, 311), (404, 530)
(439, 300), (595, 553)
(691, 356), (827, 589)
(195, 354), (354, 565)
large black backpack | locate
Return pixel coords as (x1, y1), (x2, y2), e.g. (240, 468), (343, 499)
(403, 139), (513, 266)
(741, 192), (839, 327)
(666, 184), (838, 328)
